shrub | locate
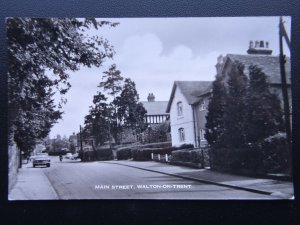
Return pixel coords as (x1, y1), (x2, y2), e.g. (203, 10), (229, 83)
(210, 133), (289, 175)
(95, 148), (113, 161)
(171, 149), (204, 166)
(116, 147), (132, 160)
(178, 143), (194, 150)
(132, 147), (175, 161)
(81, 150), (95, 162)
(48, 151), (67, 156)
(259, 133), (289, 173)
(138, 141), (171, 149)
(210, 147), (263, 173)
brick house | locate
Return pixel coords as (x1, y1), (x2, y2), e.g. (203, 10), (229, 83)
(166, 40), (291, 148)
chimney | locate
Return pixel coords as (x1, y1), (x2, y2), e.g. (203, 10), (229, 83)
(215, 55), (224, 75)
(147, 93), (155, 102)
(247, 40), (272, 55)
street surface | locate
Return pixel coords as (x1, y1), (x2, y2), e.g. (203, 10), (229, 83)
(9, 156), (289, 200)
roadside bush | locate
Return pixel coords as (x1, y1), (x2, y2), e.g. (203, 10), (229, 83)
(259, 132), (289, 173)
(178, 143), (194, 150)
(81, 150), (95, 162)
(210, 133), (289, 175)
(95, 148), (113, 161)
(116, 147), (132, 160)
(132, 147), (175, 161)
(115, 142), (172, 160)
(171, 149), (204, 167)
(210, 147), (263, 174)
(138, 141), (172, 149)
(48, 151), (67, 156)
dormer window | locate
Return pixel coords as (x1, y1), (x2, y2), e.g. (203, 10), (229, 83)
(177, 101), (183, 116)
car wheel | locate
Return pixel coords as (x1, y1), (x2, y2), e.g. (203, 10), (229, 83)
(33, 165), (35, 168)
(47, 164), (50, 167)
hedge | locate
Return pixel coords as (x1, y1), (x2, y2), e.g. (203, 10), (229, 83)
(170, 149), (204, 168)
(116, 147), (132, 160)
(48, 151), (69, 156)
(80, 148), (113, 161)
(115, 141), (194, 161)
(132, 147), (175, 161)
(210, 133), (289, 175)
(210, 147), (263, 173)
(95, 148), (114, 161)
(260, 133), (289, 173)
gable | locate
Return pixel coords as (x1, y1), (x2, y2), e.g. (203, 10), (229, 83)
(166, 81), (212, 113)
(141, 101), (169, 115)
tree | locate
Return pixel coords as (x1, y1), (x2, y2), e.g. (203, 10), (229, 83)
(116, 78), (147, 131)
(51, 135), (69, 152)
(84, 92), (111, 146)
(223, 61), (248, 148)
(98, 64), (124, 143)
(7, 18), (117, 155)
(245, 65), (284, 143)
(205, 75), (227, 147)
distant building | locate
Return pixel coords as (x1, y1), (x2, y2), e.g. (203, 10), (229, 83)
(141, 93), (169, 125)
(69, 132), (78, 146)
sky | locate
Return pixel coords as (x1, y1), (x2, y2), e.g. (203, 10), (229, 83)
(49, 16), (291, 138)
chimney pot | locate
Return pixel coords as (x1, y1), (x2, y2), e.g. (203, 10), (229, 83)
(249, 41), (253, 49)
(260, 40), (264, 48)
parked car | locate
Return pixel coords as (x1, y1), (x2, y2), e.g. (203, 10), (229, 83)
(73, 153), (79, 160)
(65, 153), (74, 160)
(33, 156), (51, 167)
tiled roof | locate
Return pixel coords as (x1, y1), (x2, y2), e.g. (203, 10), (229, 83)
(176, 81), (212, 104)
(141, 101), (169, 115)
(226, 54), (291, 85)
(166, 81), (213, 113)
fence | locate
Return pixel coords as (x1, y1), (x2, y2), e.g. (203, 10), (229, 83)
(151, 153), (172, 163)
(151, 147), (211, 169)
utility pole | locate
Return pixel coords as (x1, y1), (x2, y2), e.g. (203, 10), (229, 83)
(279, 16), (292, 173)
(79, 125), (83, 152)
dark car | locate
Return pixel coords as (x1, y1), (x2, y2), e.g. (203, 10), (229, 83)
(33, 156), (51, 168)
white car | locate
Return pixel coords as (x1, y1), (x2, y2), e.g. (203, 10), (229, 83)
(33, 156), (51, 167)
(65, 153), (74, 159)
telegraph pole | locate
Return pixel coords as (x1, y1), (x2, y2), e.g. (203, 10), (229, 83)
(279, 16), (292, 173)
(79, 125), (83, 152)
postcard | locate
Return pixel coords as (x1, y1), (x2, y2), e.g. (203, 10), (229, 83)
(7, 17), (294, 200)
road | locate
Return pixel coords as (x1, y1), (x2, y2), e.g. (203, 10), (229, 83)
(30, 156), (277, 200)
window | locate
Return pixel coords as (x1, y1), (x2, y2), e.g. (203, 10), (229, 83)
(178, 128), (185, 142)
(200, 129), (205, 140)
(177, 101), (183, 116)
(200, 100), (206, 111)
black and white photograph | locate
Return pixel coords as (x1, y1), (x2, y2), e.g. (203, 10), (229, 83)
(7, 16), (294, 200)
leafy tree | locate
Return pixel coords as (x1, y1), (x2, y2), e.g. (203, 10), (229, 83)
(51, 135), (69, 152)
(223, 61), (248, 148)
(70, 142), (76, 154)
(84, 92), (111, 146)
(143, 122), (169, 143)
(7, 18), (117, 156)
(116, 78), (147, 131)
(245, 65), (284, 143)
(205, 75), (227, 147)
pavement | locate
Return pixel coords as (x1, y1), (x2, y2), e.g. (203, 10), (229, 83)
(102, 160), (295, 199)
(8, 159), (294, 200)
(8, 160), (59, 200)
